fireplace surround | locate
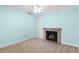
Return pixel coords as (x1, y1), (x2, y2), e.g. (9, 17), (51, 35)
(43, 28), (61, 43)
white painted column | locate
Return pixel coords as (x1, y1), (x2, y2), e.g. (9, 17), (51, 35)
(35, 15), (43, 39)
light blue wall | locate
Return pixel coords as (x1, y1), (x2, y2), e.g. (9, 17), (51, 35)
(40, 6), (79, 46)
(0, 6), (37, 47)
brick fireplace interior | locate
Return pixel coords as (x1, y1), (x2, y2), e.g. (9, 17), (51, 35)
(46, 31), (57, 42)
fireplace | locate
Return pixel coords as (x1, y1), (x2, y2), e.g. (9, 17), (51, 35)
(43, 28), (61, 43)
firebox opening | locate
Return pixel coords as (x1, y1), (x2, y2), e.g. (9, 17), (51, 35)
(46, 31), (57, 42)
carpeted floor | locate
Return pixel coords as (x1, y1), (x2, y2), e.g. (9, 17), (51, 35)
(0, 38), (78, 53)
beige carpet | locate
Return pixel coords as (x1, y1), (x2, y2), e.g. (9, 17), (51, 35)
(0, 38), (78, 53)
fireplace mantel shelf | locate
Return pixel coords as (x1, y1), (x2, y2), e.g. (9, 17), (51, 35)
(43, 28), (61, 30)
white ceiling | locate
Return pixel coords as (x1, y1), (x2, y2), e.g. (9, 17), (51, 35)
(9, 5), (77, 14)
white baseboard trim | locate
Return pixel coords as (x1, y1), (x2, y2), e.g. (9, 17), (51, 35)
(0, 39), (27, 48)
(0, 37), (37, 48)
(62, 42), (79, 48)
(62, 42), (79, 52)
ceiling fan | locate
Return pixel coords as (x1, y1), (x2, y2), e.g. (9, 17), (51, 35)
(32, 5), (44, 14)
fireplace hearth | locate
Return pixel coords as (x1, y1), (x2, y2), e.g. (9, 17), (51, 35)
(43, 28), (61, 43)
